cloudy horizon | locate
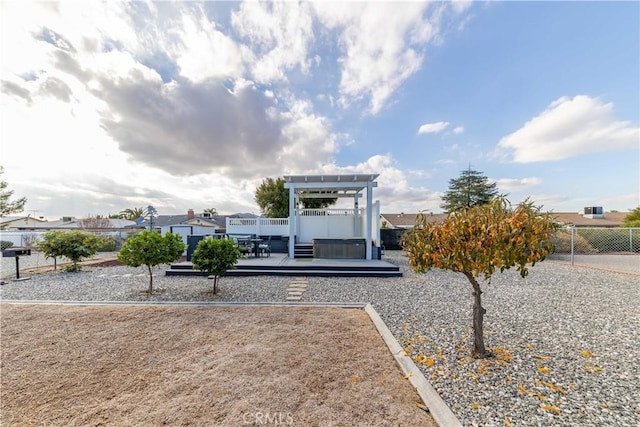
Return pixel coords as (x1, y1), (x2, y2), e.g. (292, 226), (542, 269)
(1, 1), (638, 219)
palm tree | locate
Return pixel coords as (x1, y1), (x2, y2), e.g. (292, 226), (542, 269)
(203, 207), (217, 216)
(119, 207), (144, 221)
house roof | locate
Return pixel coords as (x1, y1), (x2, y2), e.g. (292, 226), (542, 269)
(551, 211), (628, 227)
(8, 217), (135, 230)
(381, 213), (447, 228)
(381, 211), (630, 228)
(135, 214), (242, 229)
(0, 215), (46, 224)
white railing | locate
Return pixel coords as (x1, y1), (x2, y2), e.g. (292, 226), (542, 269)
(299, 208), (364, 216)
(226, 207), (375, 246)
(226, 217), (289, 236)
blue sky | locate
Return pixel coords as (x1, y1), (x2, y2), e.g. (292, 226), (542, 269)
(1, 1), (638, 219)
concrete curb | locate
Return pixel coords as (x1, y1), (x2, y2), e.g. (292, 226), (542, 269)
(364, 303), (462, 427)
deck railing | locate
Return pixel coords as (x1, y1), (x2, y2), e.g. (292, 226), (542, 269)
(226, 217), (289, 236)
(226, 208), (370, 242)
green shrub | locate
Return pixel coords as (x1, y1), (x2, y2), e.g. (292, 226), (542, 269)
(96, 236), (118, 252)
(36, 230), (102, 272)
(118, 231), (186, 294)
(549, 230), (596, 254)
(191, 237), (241, 295)
(576, 228), (640, 253)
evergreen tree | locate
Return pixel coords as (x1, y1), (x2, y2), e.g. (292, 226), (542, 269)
(0, 166), (27, 217)
(441, 167), (498, 212)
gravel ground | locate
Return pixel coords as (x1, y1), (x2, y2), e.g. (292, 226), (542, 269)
(0, 251), (118, 279)
(1, 252), (639, 426)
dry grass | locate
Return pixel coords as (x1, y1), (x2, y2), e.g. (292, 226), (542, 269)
(1, 304), (435, 426)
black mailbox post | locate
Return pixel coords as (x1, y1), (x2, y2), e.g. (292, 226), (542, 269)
(2, 247), (31, 280)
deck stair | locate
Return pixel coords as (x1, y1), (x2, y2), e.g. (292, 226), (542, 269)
(294, 243), (314, 259)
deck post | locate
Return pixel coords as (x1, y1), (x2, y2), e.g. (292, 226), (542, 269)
(366, 182), (373, 260)
(288, 184), (296, 258)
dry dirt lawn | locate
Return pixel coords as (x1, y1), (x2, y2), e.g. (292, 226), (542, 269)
(1, 303), (435, 427)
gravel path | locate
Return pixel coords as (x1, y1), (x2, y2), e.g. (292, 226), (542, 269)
(1, 252), (639, 426)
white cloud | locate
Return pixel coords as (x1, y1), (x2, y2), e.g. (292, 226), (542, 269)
(495, 177), (542, 192)
(496, 95), (640, 163)
(0, 1), (474, 218)
(453, 126), (464, 134)
(418, 121), (450, 135)
(316, 154), (440, 212)
(174, 10), (246, 82)
(313, 2), (469, 114)
(231, 1), (314, 84)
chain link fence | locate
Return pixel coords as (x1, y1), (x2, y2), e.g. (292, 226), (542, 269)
(548, 227), (640, 274)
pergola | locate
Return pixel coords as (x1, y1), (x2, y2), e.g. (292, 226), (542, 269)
(283, 174), (379, 260)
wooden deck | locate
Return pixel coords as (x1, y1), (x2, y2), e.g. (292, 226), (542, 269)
(166, 253), (402, 278)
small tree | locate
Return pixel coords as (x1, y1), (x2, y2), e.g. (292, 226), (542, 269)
(117, 231), (186, 294)
(402, 196), (557, 358)
(191, 237), (241, 295)
(203, 207), (218, 216)
(441, 166), (498, 212)
(37, 230), (103, 272)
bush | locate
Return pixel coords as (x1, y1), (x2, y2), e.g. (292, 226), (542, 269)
(36, 230), (102, 272)
(1, 240), (14, 251)
(96, 236), (118, 252)
(549, 230), (597, 254)
(550, 228), (640, 253)
(118, 231), (186, 294)
(577, 228), (640, 253)
(191, 237), (241, 295)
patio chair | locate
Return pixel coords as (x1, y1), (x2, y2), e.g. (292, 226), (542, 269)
(258, 236), (271, 257)
(230, 235), (252, 256)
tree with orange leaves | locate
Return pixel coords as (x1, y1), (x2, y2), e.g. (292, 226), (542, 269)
(402, 196), (558, 358)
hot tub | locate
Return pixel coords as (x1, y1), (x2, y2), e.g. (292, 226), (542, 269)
(312, 238), (366, 259)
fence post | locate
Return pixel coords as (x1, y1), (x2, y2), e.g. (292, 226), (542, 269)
(570, 227), (575, 265)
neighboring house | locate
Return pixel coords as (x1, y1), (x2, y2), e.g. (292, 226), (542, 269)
(380, 207), (629, 229)
(380, 213), (446, 229)
(552, 209), (628, 228)
(133, 209), (257, 254)
(0, 216), (136, 248)
(134, 209), (235, 233)
(8, 216), (135, 230)
(0, 215), (48, 230)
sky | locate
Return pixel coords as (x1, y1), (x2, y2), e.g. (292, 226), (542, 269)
(1, 0), (638, 220)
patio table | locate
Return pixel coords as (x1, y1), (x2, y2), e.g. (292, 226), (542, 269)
(249, 238), (263, 257)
